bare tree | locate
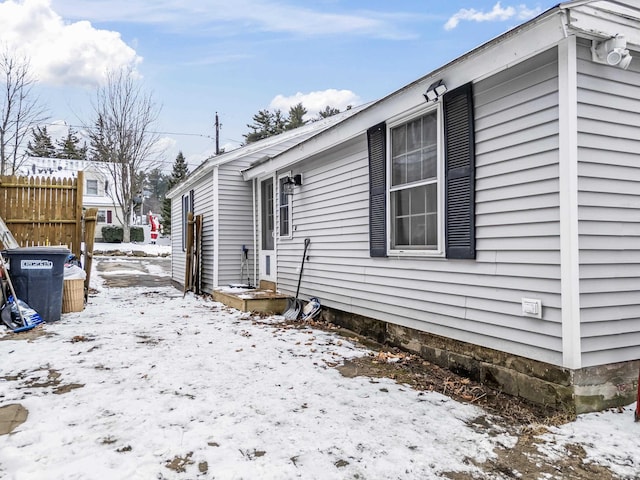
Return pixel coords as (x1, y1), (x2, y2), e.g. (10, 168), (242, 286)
(0, 47), (48, 175)
(88, 68), (161, 242)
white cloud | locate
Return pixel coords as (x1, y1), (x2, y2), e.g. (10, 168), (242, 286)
(0, 0), (141, 87)
(444, 2), (541, 31)
(269, 89), (361, 119)
(51, 0), (417, 40)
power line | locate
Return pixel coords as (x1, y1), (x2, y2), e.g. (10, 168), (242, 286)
(38, 121), (216, 141)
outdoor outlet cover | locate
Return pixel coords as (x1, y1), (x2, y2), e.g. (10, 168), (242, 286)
(522, 298), (542, 319)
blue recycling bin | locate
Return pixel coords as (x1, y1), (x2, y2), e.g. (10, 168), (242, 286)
(4, 247), (70, 322)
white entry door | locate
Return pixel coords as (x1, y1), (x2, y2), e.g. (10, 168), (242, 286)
(259, 177), (276, 283)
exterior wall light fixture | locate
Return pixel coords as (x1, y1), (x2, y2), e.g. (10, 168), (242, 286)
(592, 35), (633, 70)
(282, 173), (303, 196)
(424, 79), (447, 102)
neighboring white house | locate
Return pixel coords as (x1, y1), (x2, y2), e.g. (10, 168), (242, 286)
(22, 157), (124, 240)
(235, 0), (640, 413)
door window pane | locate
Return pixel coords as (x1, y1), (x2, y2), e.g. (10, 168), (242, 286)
(261, 178), (274, 250)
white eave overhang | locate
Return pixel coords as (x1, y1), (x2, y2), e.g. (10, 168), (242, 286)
(561, 1), (640, 46)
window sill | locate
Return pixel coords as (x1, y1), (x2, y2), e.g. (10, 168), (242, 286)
(388, 250), (445, 259)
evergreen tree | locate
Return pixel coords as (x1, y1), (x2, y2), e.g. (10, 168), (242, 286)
(26, 126), (56, 158)
(243, 106), (306, 143)
(145, 167), (170, 214)
(161, 151), (189, 234)
(56, 127), (87, 159)
(286, 103), (307, 130)
(244, 109), (277, 143)
(317, 106), (341, 120)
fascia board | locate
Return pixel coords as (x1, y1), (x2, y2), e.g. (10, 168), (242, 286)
(564, 4), (640, 46)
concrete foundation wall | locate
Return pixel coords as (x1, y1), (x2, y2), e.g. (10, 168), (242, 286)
(322, 306), (639, 414)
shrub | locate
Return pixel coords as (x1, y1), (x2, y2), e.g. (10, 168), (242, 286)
(101, 226), (122, 243)
(130, 227), (144, 243)
(101, 226), (145, 243)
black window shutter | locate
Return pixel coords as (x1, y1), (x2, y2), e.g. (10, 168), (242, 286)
(443, 83), (476, 259)
(367, 122), (387, 257)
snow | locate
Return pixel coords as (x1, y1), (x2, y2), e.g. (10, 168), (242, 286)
(1, 243), (639, 479)
(539, 409), (640, 479)
(92, 242), (171, 257)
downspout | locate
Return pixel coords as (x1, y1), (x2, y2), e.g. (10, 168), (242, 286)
(253, 177), (258, 288)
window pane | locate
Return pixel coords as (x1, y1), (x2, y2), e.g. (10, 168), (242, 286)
(410, 215), (427, 245)
(395, 189), (410, 217)
(426, 213), (437, 246)
(406, 152), (422, 184)
(391, 126), (406, 157)
(395, 217), (410, 245)
(410, 185), (426, 214)
(422, 147), (437, 180)
(406, 119), (421, 151)
(392, 154), (406, 186)
(280, 209), (289, 236)
(426, 183), (437, 213)
(423, 114), (437, 146)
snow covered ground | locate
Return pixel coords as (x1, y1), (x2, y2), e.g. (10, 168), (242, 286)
(0, 244), (639, 479)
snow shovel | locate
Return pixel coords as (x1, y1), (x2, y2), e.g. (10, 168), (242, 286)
(283, 238), (310, 320)
(300, 297), (322, 321)
(0, 253), (43, 333)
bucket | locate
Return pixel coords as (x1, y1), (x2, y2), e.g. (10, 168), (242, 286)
(62, 279), (84, 313)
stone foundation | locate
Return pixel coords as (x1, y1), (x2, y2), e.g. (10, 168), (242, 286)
(322, 307), (639, 414)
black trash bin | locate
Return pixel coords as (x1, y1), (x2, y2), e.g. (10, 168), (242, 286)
(4, 247), (70, 322)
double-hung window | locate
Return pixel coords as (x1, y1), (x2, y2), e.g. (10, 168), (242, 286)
(390, 110), (439, 252)
(368, 82), (476, 260)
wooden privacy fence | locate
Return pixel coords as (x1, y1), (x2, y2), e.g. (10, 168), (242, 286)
(0, 172), (84, 258)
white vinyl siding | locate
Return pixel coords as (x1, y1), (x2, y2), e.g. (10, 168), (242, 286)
(275, 49), (564, 366)
(576, 39), (640, 367)
(217, 159), (255, 287)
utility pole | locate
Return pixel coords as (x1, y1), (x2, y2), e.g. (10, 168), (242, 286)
(215, 112), (220, 155)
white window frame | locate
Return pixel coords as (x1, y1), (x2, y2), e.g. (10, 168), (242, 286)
(181, 191), (193, 252)
(277, 171), (293, 239)
(86, 179), (98, 196)
(387, 103), (445, 257)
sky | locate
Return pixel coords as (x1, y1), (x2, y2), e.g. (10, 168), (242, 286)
(0, 242), (639, 479)
(0, 0), (561, 173)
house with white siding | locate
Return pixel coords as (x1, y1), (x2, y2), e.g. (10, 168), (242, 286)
(240, 1), (640, 413)
(166, 107), (365, 290)
(22, 157), (124, 240)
